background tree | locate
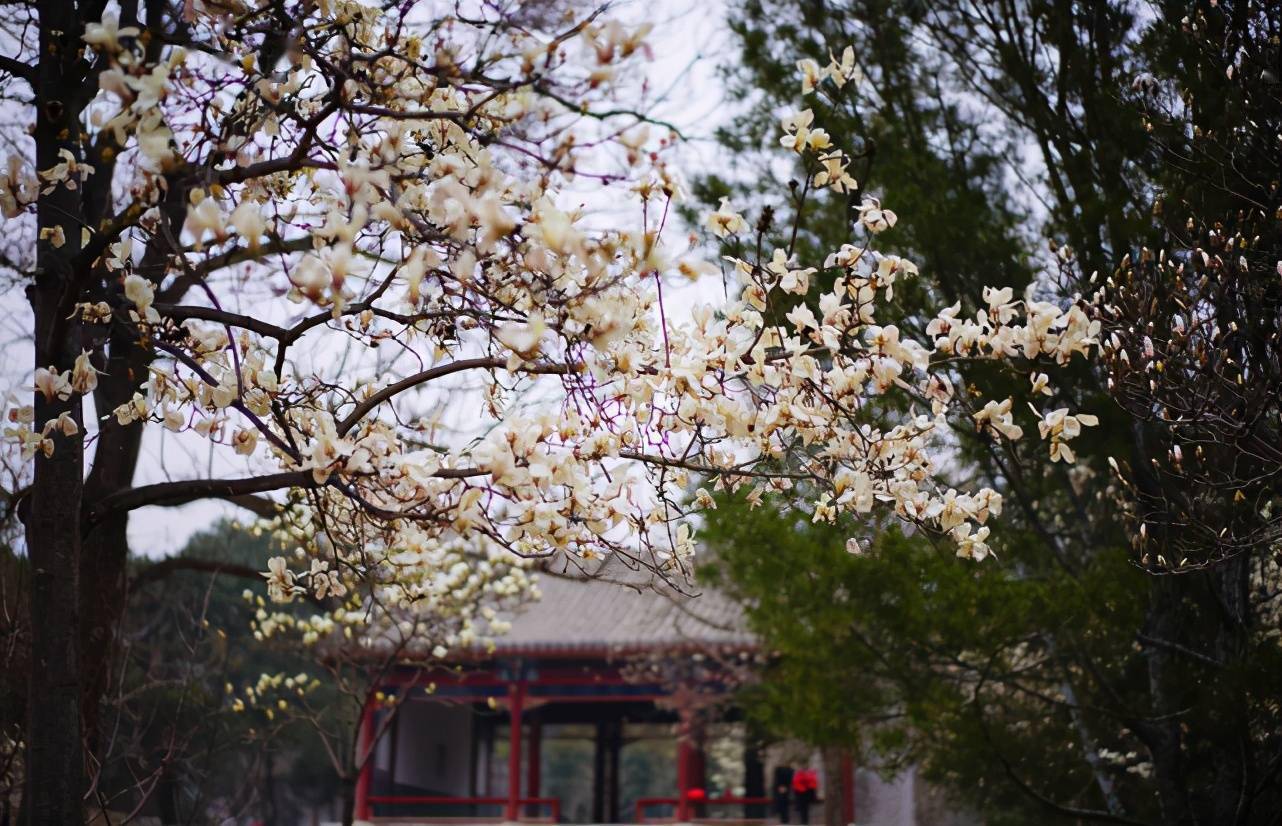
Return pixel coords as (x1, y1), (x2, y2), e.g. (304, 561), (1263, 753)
(105, 522), (337, 824)
(697, 1), (1282, 823)
(703, 492), (1149, 825)
(86, 514), (533, 825)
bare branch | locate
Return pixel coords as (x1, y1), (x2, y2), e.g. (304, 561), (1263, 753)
(0, 55), (34, 85)
(335, 356), (572, 436)
(86, 471), (316, 524)
(131, 556), (264, 588)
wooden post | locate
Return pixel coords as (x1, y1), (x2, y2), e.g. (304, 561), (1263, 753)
(593, 720), (607, 823)
(388, 702), (401, 797)
(676, 708), (693, 822)
(505, 682), (525, 822)
(526, 719), (541, 818)
(606, 720), (622, 823)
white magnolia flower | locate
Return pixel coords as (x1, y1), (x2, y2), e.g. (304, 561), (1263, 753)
(705, 198), (749, 238)
(34, 367), (72, 402)
(71, 351), (98, 395)
(262, 557), (297, 603)
(123, 275), (159, 322)
(974, 398), (1024, 441)
(82, 12), (140, 53)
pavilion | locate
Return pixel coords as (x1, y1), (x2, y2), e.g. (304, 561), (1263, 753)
(350, 558), (838, 824)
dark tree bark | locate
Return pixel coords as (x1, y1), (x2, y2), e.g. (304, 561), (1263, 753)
(1139, 577), (1195, 825)
(25, 0), (88, 820)
(77, 1), (191, 756)
(819, 747), (845, 826)
(339, 777), (356, 826)
(78, 271), (154, 756)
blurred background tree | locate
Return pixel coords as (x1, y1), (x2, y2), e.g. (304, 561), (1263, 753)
(696, 1), (1281, 823)
(98, 522), (336, 824)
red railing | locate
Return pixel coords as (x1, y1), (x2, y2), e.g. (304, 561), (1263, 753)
(366, 795), (560, 822)
(636, 794), (771, 823)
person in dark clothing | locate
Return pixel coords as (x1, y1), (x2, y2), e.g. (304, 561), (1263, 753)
(792, 767), (819, 825)
(772, 765), (794, 823)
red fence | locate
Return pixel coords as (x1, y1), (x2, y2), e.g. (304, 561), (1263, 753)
(636, 795), (772, 824)
(366, 795), (560, 822)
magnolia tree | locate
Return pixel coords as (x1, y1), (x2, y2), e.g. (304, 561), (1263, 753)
(0, 0), (1104, 817)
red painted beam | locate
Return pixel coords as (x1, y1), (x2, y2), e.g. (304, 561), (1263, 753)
(385, 667), (648, 688)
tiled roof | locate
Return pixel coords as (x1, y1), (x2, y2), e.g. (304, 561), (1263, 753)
(482, 555), (754, 655)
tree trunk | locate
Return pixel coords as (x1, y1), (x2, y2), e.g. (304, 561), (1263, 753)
(1141, 576), (1195, 826)
(25, 227), (87, 826)
(80, 347), (147, 757)
(820, 747), (844, 826)
(340, 776), (356, 826)
(78, 116), (185, 764)
(1207, 555), (1250, 826)
(1139, 556), (1254, 825)
(25, 0), (88, 819)
(157, 763), (181, 826)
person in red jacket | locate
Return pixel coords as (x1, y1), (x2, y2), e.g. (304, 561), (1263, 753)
(791, 767), (819, 825)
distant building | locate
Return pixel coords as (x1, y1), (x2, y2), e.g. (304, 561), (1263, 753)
(355, 558), (795, 823)
(353, 559), (949, 826)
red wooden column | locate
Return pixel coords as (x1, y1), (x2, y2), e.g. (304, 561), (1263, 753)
(676, 707), (695, 822)
(505, 682), (526, 822)
(354, 702), (374, 821)
(676, 741), (692, 821)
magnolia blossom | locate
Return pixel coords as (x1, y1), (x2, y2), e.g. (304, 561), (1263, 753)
(812, 151), (858, 192)
(33, 368), (72, 402)
(706, 198), (749, 238)
(262, 557), (297, 603)
(974, 399), (1024, 441)
(766, 249), (815, 295)
(780, 109), (831, 153)
(123, 274), (158, 322)
(71, 352), (98, 394)
(231, 428), (258, 456)
(857, 198), (897, 233)
(798, 46), (858, 92)
(38, 149), (93, 192)
(1, 154), (38, 218)
(1035, 408), (1101, 463)
(952, 524), (993, 562)
(82, 11), (140, 54)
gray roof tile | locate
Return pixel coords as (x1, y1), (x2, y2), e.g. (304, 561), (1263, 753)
(483, 555), (754, 655)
